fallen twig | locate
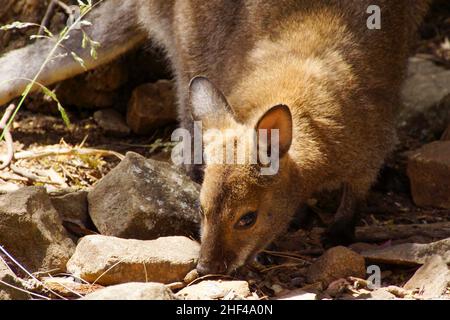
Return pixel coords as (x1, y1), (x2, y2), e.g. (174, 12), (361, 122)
(10, 165), (61, 185)
(14, 147), (124, 161)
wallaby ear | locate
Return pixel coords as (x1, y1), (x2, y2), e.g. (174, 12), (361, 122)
(256, 104), (293, 157)
(189, 76), (235, 127)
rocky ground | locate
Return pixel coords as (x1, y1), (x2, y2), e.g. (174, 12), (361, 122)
(0, 0), (450, 300)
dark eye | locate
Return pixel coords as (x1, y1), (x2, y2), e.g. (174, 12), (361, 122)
(235, 211), (258, 230)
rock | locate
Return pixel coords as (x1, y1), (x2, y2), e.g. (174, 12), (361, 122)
(126, 81), (177, 135)
(88, 152), (200, 240)
(276, 289), (318, 300)
(176, 281), (253, 300)
(325, 279), (351, 298)
(67, 235), (199, 286)
(85, 60), (130, 92)
(50, 191), (89, 226)
(93, 109), (131, 137)
(404, 255), (450, 299)
(407, 141), (450, 209)
(362, 238), (450, 266)
(81, 282), (175, 300)
(348, 242), (378, 254)
(0, 187), (75, 273)
(401, 57), (450, 114)
(56, 78), (119, 109)
(367, 288), (397, 300)
(0, 261), (29, 300)
(306, 246), (366, 287)
(56, 60), (130, 110)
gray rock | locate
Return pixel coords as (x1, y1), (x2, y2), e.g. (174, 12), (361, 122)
(401, 57), (450, 114)
(88, 152), (200, 240)
(127, 81), (177, 135)
(176, 281), (253, 300)
(404, 255), (450, 299)
(93, 109), (131, 137)
(0, 187), (75, 273)
(67, 235), (199, 286)
(0, 261), (29, 300)
(81, 282), (175, 300)
(362, 238), (450, 266)
(407, 141), (450, 209)
(50, 191), (89, 226)
(306, 246), (366, 287)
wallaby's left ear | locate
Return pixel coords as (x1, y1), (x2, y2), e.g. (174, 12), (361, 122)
(189, 76), (236, 128)
(256, 104), (293, 157)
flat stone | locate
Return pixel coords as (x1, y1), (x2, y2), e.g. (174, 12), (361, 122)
(176, 281), (253, 300)
(407, 141), (450, 209)
(50, 191), (89, 226)
(0, 187), (75, 273)
(88, 152), (200, 240)
(362, 238), (450, 266)
(67, 235), (199, 286)
(306, 246), (366, 287)
(81, 282), (175, 300)
(126, 81), (177, 135)
(93, 109), (131, 137)
(404, 255), (450, 299)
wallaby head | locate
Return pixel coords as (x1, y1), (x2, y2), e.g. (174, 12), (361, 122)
(189, 77), (298, 275)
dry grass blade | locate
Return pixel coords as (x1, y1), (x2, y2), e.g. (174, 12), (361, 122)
(263, 250), (313, 263)
(260, 263), (304, 273)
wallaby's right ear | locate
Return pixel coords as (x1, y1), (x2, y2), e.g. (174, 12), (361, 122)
(189, 76), (236, 128)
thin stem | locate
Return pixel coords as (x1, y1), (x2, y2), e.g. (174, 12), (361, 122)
(0, 0), (104, 142)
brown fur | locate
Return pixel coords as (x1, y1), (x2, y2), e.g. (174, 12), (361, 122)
(0, 0), (431, 274)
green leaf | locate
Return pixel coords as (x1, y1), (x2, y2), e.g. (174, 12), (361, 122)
(40, 86), (71, 127)
(82, 32), (89, 49)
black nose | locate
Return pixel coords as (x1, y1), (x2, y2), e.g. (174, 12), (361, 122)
(196, 260), (227, 276)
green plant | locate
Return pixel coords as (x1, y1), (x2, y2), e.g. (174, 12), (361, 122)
(0, 0), (103, 141)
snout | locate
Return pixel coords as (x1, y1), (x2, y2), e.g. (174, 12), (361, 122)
(196, 259), (228, 276)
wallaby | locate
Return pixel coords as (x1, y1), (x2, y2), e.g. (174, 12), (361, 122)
(0, 0), (431, 275)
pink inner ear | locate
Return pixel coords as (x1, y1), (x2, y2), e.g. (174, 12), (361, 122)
(257, 105), (293, 154)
